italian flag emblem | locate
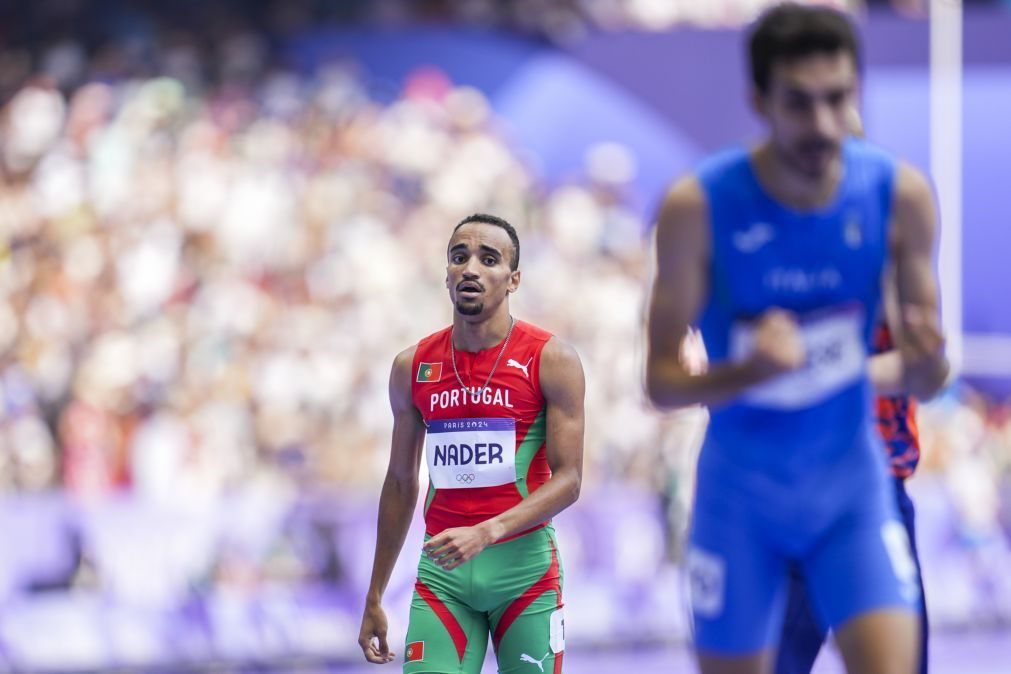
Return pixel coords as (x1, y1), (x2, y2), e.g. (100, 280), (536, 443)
(406, 640), (425, 662)
(417, 362), (443, 383)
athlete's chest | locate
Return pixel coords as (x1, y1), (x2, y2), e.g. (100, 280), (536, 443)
(716, 200), (886, 316)
(413, 345), (543, 423)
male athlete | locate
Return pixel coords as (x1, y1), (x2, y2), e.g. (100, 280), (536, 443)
(646, 4), (948, 674)
(359, 213), (584, 674)
(776, 114), (936, 674)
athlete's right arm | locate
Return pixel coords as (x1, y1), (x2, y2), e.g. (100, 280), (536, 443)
(867, 265), (947, 397)
(359, 346), (427, 665)
(646, 176), (804, 409)
(887, 163), (950, 399)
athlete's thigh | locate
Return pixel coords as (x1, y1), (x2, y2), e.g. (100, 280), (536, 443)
(802, 495), (919, 634)
(688, 495), (789, 658)
(834, 609), (919, 674)
(698, 652), (772, 674)
(801, 497), (919, 673)
(405, 556), (490, 674)
(774, 566), (828, 674)
(492, 589), (564, 674)
(482, 528), (565, 674)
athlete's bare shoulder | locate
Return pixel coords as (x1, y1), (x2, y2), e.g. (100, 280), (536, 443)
(389, 344), (419, 406)
(891, 161), (937, 246)
(894, 161), (933, 197)
(540, 336), (581, 371)
(894, 161), (934, 208)
(658, 174), (707, 227)
(655, 174), (709, 262)
(539, 336), (584, 401)
(391, 344), (418, 374)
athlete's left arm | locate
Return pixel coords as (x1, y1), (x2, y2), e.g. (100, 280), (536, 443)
(423, 337), (585, 571)
(888, 162), (950, 399)
(867, 267), (910, 396)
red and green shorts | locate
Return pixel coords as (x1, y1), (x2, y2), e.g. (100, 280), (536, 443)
(404, 525), (564, 674)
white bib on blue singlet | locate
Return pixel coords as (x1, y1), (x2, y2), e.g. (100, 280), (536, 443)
(730, 305), (867, 411)
(425, 417), (517, 489)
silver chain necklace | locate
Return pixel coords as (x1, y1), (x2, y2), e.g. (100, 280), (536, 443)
(450, 316), (516, 397)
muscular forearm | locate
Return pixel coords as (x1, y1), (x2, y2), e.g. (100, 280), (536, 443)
(869, 349), (949, 399)
(479, 467), (581, 543)
(647, 357), (770, 409)
(365, 474), (419, 604)
(902, 353), (950, 400)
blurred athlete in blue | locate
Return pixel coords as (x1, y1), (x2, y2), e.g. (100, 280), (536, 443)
(775, 112), (934, 674)
(645, 4), (948, 674)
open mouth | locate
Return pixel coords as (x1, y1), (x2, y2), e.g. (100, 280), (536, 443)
(456, 281), (483, 298)
(800, 141), (835, 160)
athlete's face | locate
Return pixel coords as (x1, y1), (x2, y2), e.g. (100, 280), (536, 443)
(446, 223), (520, 319)
(755, 51), (858, 179)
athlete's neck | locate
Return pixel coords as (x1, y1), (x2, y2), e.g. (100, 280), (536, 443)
(452, 309), (514, 352)
(752, 142), (843, 211)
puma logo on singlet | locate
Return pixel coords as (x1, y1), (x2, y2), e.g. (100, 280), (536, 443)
(506, 357), (532, 379)
(520, 652), (550, 672)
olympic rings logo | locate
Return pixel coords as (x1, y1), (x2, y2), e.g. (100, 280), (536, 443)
(456, 473), (476, 484)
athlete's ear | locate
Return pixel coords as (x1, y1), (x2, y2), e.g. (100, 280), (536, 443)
(847, 91), (864, 137)
(507, 270), (521, 293)
(750, 87), (768, 121)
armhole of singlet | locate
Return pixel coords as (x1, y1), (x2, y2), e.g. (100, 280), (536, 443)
(409, 341), (424, 412)
(409, 330), (446, 419)
(530, 331), (552, 402)
(697, 165), (737, 321)
(877, 151), (900, 269)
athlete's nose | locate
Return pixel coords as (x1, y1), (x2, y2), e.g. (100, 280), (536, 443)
(811, 100), (837, 139)
(462, 257), (483, 278)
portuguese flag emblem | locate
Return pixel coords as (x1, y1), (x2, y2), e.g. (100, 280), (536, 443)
(417, 362), (443, 383)
(406, 640), (425, 662)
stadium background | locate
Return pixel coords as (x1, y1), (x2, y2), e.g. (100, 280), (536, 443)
(0, 1), (1008, 672)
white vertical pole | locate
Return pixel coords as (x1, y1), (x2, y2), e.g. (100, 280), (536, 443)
(930, 0), (964, 375)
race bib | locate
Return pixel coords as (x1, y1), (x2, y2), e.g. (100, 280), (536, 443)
(549, 608), (565, 653)
(425, 418), (516, 489)
(730, 306), (866, 410)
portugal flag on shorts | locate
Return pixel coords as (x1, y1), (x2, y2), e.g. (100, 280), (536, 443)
(417, 362), (443, 383)
(406, 640), (425, 662)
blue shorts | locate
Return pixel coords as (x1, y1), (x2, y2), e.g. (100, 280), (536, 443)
(687, 459), (921, 655)
(775, 476), (928, 674)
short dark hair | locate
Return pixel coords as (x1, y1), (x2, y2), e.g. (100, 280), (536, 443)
(748, 3), (861, 94)
(452, 213), (520, 271)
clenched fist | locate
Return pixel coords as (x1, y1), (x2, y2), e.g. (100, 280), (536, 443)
(899, 304), (949, 398)
(748, 309), (806, 377)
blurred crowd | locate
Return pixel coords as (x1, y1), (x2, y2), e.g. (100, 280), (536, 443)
(1, 0), (1009, 80)
(0, 37), (661, 511)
